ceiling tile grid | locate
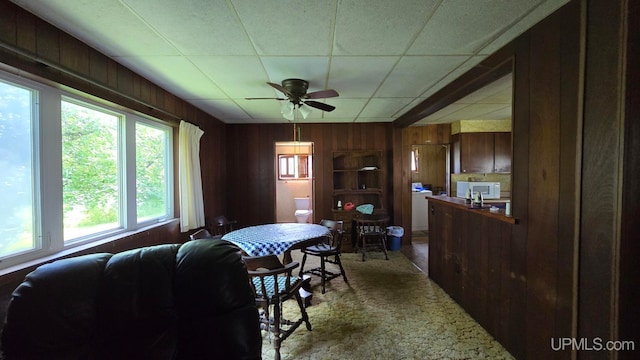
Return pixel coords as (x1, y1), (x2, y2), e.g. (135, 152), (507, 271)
(11, 0), (569, 124)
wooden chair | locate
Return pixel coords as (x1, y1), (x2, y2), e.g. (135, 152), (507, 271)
(189, 228), (216, 241)
(354, 213), (390, 261)
(299, 219), (348, 294)
(211, 215), (237, 236)
(243, 255), (312, 360)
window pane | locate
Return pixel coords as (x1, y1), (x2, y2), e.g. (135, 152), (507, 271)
(0, 80), (36, 257)
(62, 101), (120, 241)
(136, 122), (168, 222)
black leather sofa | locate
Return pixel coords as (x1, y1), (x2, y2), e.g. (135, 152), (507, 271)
(0, 239), (262, 360)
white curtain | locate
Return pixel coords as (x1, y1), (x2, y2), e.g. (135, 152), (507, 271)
(178, 120), (205, 232)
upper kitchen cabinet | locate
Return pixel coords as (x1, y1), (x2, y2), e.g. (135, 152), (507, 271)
(452, 132), (511, 173)
(493, 132), (512, 172)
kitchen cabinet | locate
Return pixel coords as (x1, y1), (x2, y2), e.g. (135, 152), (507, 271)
(452, 132), (511, 173)
(493, 132), (512, 172)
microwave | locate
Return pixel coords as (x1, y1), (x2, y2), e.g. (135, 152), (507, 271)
(456, 181), (501, 199)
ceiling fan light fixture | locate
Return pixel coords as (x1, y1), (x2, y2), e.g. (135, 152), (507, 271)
(298, 103), (312, 119)
(281, 101), (295, 120)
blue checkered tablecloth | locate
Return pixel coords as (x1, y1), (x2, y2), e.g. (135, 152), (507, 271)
(221, 223), (331, 257)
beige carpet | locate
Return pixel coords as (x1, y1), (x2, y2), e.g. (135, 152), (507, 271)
(261, 250), (514, 360)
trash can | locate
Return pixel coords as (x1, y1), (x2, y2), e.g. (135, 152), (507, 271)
(386, 226), (404, 251)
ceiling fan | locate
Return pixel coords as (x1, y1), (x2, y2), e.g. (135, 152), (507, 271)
(246, 78), (339, 120)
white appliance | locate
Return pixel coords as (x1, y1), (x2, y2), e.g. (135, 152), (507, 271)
(456, 181), (501, 199)
(412, 183), (432, 231)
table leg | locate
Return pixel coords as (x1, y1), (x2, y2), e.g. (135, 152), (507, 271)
(283, 250), (293, 264)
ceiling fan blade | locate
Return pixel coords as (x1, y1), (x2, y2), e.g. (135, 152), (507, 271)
(304, 100), (336, 112)
(267, 82), (292, 97)
(305, 89), (339, 99)
(245, 97), (287, 100)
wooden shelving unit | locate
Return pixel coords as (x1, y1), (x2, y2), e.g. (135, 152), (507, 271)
(331, 150), (386, 248)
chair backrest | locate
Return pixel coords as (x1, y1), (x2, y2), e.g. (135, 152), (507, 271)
(212, 215), (237, 235)
(243, 255), (300, 300)
(190, 228), (212, 241)
(355, 213), (389, 235)
(319, 219), (344, 248)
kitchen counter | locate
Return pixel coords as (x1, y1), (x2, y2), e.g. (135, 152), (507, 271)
(426, 195), (517, 224)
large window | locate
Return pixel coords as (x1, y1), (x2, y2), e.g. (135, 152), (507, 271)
(136, 121), (170, 223)
(62, 100), (121, 241)
(0, 71), (174, 268)
(0, 79), (38, 258)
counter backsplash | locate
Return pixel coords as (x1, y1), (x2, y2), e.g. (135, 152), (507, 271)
(451, 173), (511, 199)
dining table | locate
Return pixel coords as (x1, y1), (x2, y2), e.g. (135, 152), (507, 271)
(221, 223), (331, 264)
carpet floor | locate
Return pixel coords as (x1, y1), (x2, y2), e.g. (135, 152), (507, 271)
(261, 250), (514, 360)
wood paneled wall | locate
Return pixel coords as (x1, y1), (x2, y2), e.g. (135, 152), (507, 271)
(225, 123), (393, 227)
(403, 1), (638, 358)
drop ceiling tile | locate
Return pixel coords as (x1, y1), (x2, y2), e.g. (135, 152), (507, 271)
(189, 99), (250, 122)
(328, 57), (399, 98)
(409, 0), (540, 55)
(419, 55), (487, 98)
(354, 117), (393, 123)
(421, 103), (472, 122)
(333, 0), (439, 55)
(321, 99), (368, 119)
(376, 56), (468, 97)
(474, 106), (512, 120)
(117, 56), (226, 100)
(189, 56), (270, 98)
(123, 0), (255, 56)
(261, 57), (331, 89)
(13, 0), (178, 57)
(360, 98), (414, 118)
(455, 74), (512, 104)
(230, 0), (334, 56)
(480, 0), (570, 55)
(235, 99), (283, 118)
(440, 103), (510, 121)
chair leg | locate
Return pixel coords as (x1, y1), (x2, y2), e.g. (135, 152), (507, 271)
(381, 235), (389, 260)
(336, 255), (348, 283)
(320, 256), (326, 294)
(361, 236), (367, 261)
(294, 287), (312, 331)
(299, 253), (308, 277)
(272, 302), (283, 360)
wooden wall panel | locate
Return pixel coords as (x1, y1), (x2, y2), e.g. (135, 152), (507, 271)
(525, 11), (563, 358)
(225, 123), (394, 227)
(580, 1), (635, 358)
(619, 0), (640, 354)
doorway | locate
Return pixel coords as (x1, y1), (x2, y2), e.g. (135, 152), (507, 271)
(411, 144), (449, 195)
(274, 141), (314, 223)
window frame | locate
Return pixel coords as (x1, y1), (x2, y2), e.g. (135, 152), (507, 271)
(0, 69), (175, 270)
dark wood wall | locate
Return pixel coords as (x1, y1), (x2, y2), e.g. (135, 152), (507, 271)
(619, 0), (640, 354)
(580, 0), (640, 358)
(225, 122), (394, 227)
(399, 0), (640, 358)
